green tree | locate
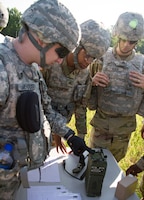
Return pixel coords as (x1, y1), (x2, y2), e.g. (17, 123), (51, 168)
(1, 8), (22, 38)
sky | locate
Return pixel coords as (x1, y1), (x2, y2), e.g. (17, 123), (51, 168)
(1, 0), (144, 28)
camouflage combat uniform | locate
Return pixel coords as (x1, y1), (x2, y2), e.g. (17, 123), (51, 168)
(0, 37), (74, 200)
(88, 47), (144, 162)
(42, 58), (91, 138)
(0, 0), (83, 198)
(42, 19), (111, 139)
(88, 12), (144, 163)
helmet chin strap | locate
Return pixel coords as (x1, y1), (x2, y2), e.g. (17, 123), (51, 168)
(73, 44), (83, 70)
(27, 31), (54, 68)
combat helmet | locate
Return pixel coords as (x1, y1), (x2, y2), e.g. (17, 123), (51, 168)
(0, 2), (9, 30)
(21, 0), (81, 53)
(112, 12), (144, 41)
(81, 19), (111, 58)
(74, 19), (111, 68)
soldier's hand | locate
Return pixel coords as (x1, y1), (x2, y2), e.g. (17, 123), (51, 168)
(92, 72), (109, 87)
(53, 134), (67, 154)
(126, 164), (142, 176)
(67, 135), (95, 156)
(129, 71), (144, 89)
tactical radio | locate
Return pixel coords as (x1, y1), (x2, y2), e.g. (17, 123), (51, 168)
(85, 148), (107, 197)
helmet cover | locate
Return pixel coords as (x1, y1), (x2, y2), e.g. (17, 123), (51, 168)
(21, 0), (81, 52)
(112, 12), (144, 41)
(80, 19), (111, 58)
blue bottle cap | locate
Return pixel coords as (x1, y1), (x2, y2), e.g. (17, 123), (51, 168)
(4, 143), (13, 152)
(0, 164), (11, 169)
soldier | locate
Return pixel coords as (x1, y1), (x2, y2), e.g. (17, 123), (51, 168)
(41, 19), (111, 153)
(0, 0), (93, 199)
(0, 1), (9, 42)
(88, 12), (144, 161)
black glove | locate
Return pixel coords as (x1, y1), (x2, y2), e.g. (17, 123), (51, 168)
(126, 164), (142, 176)
(67, 135), (95, 156)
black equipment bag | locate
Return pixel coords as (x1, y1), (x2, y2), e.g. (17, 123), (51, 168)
(16, 91), (41, 133)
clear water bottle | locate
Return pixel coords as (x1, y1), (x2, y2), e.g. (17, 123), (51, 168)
(0, 142), (14, 169)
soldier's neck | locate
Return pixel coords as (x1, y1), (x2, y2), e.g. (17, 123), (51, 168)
(66, 53), (75, 70)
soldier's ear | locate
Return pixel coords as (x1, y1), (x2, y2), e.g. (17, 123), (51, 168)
(37, 38), (44, 46)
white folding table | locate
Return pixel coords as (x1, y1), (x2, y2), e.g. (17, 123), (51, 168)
(16, 147), (140, 200)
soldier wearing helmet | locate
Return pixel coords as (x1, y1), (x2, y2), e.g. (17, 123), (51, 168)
(0, 0), (92, 199)
(41, 19), (111, 153)
(117, 13), (144, 200)
(19, 0), (81, 67)
(74, 19), (110, 69)
(88, 12), (144, 166)
(0, 2), (9, 42)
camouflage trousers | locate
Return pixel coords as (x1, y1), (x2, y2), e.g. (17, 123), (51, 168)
(88, 111), (136, 162)
(0, 168), (20, 200)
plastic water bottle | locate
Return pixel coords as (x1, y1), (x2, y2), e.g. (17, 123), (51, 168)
(0, 143), (14, 169)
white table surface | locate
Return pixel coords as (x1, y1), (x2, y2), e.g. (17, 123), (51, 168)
(16, 147), (140, 200)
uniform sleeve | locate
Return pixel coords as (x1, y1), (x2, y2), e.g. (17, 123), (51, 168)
(137, 60), (144, 116)
(0, 59), (9, 108)
(75, 101), (87, 136)
(136, 156), (144, 171)
(74, 72), (92, 136)
(137, 95), (144, 117)
(39, 72), (70, 137)
(45, 102), (70, 137)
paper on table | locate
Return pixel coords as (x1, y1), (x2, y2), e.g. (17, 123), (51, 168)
(27, 185), (66, 200)
(28, 156), (60, 182)
(27, 185), (82, 200)
(41, 162), (60, 182)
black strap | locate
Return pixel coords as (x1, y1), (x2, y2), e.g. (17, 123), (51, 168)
(62, 153), (89, 180)
(27, 31), (54, 67)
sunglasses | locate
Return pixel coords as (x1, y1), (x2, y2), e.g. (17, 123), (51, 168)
(128, 40), (138, 45)
(120, 38), (138, 45)
(55, 46), (70, 58)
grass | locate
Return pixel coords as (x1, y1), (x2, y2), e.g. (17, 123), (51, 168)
(67, 109), (144, 199)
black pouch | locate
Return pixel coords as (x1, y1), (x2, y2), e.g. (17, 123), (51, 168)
(16, 91), (41, 133)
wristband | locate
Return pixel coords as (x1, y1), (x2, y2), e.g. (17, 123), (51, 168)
(64, 129), (75, 140)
